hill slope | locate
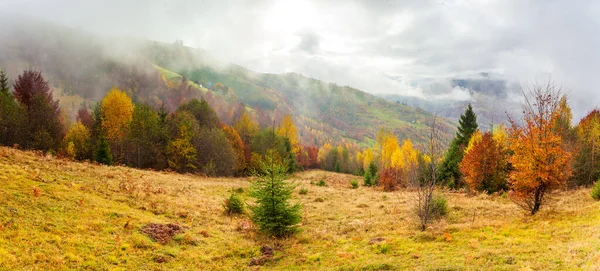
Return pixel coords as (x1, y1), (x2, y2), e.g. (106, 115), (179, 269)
(1, 147), (599, 270)
(0, 16), (456, 148)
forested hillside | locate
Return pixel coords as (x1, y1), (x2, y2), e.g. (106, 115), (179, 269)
(0, 16), (455, 149)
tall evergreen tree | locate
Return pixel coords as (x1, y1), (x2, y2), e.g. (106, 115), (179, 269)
(0, 69), (9, 95)
(95, 135), (113, 165)
(283, 138), (296, 173)
(0, 69), (25, 146)
(438, 103), (478, 188)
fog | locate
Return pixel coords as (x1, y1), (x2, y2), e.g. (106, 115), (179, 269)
(2, 0), (600, 119)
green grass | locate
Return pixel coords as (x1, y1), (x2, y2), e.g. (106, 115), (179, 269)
(1, 147), (599, 270)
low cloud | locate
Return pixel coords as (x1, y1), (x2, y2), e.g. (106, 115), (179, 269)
(1, 0), (599, 119)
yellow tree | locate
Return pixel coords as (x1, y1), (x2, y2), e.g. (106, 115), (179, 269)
(101, 87), (134, 142)
(508, 82), (572, 214)
(377, 129), (399, 169)
(277, 114), (299, 154)
(234, 111), (258, 143)
(362, 148), (374, 172)
(167, 118), (197, 173)
(573, 109), (600, 185)
(464, 130), (482, 155)
(64, 122), (91, 160)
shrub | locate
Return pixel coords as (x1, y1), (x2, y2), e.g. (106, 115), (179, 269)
(224, 192), (245, 215)
(350, 179), (359, 189)
(379, 167), (403, 192)
(591, 181), (600, 200)
(298, 187), (308, 195)
(430, 193), (448, 218)
(316, 179), (327, 187)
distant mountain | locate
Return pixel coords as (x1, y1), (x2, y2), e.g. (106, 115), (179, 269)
(0, 16), (456, 148)
(378, 91), (521, 129)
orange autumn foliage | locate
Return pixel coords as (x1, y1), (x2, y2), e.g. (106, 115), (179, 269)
(508, 84), (572, 214)
(222, 125), (246, 173)
(460, 131), (508, 193)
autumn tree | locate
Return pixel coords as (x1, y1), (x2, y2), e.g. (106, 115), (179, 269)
(508, 82), (573, 215)
(277, 114), (299, 154)
(222, 125), (246, 174)
(13, 70), (64, 151)
(101, 87), (134, 161)
(64, 122), (92, 161)
(178, 98), (221, 129)
(234, 111), (259, 165)
(125, 104), (167, 169)
(460, 130), (509, 194)
(76, 106), (94, 128)
(377, 129), (398, 169)
(193, 127), (236, 177)
(251, 128), (287, 160)
(439, 104), (478, 188)
(572, 109), (600, 186)
(167, 111), (198, 173)
(101, 87), (134, 141)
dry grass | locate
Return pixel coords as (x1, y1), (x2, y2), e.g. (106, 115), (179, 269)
(0, 147), (599, 270)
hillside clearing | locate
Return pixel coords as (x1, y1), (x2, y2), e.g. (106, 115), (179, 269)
(0, 147), (599, 270)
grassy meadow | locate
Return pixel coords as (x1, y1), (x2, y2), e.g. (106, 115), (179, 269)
(0, 147), (599, 270)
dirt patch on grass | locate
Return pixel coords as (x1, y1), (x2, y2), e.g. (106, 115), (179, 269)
(140, 223), (185, 244)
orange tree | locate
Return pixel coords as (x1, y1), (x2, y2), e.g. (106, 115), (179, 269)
(460, 131), (508, 193)
(508, 82), (572, 214)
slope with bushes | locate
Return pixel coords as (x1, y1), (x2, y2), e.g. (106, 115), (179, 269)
(1, 147), (599, 270)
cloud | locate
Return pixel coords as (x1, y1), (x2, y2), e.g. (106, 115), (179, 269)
(1, 0), (599, 119)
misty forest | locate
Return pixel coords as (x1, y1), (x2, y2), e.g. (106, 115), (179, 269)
(1, 1), (600, 270)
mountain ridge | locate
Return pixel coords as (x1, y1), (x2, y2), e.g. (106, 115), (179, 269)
(0, 17), (456, 148)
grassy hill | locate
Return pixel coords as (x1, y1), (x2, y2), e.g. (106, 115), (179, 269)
(1, 147), (599, 270)
(0, 17), (456, 148)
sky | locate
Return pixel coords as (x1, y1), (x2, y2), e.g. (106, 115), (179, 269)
(3, 0), (600, 119)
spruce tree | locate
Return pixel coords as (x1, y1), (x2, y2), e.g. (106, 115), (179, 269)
(249, 152), (301, 238)
(0, 69), (9, 95)
(438, 103), (478, 188)
(0, 70), (25, 147)
(95, 135), (113, 165)
(284, 138), (296, 173)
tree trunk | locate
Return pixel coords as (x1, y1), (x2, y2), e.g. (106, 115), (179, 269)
(531, 186), (544, 215)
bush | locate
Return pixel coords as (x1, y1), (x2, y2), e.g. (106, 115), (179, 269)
(316, 179), (327, 187)
(350, 179), (359, 189)
(379, 167), (403, 192)
(298, 187), (308, 195)
(591, 181), (600, 200)
(224, 192), (244, 215)
(430, 193), (448, 218)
